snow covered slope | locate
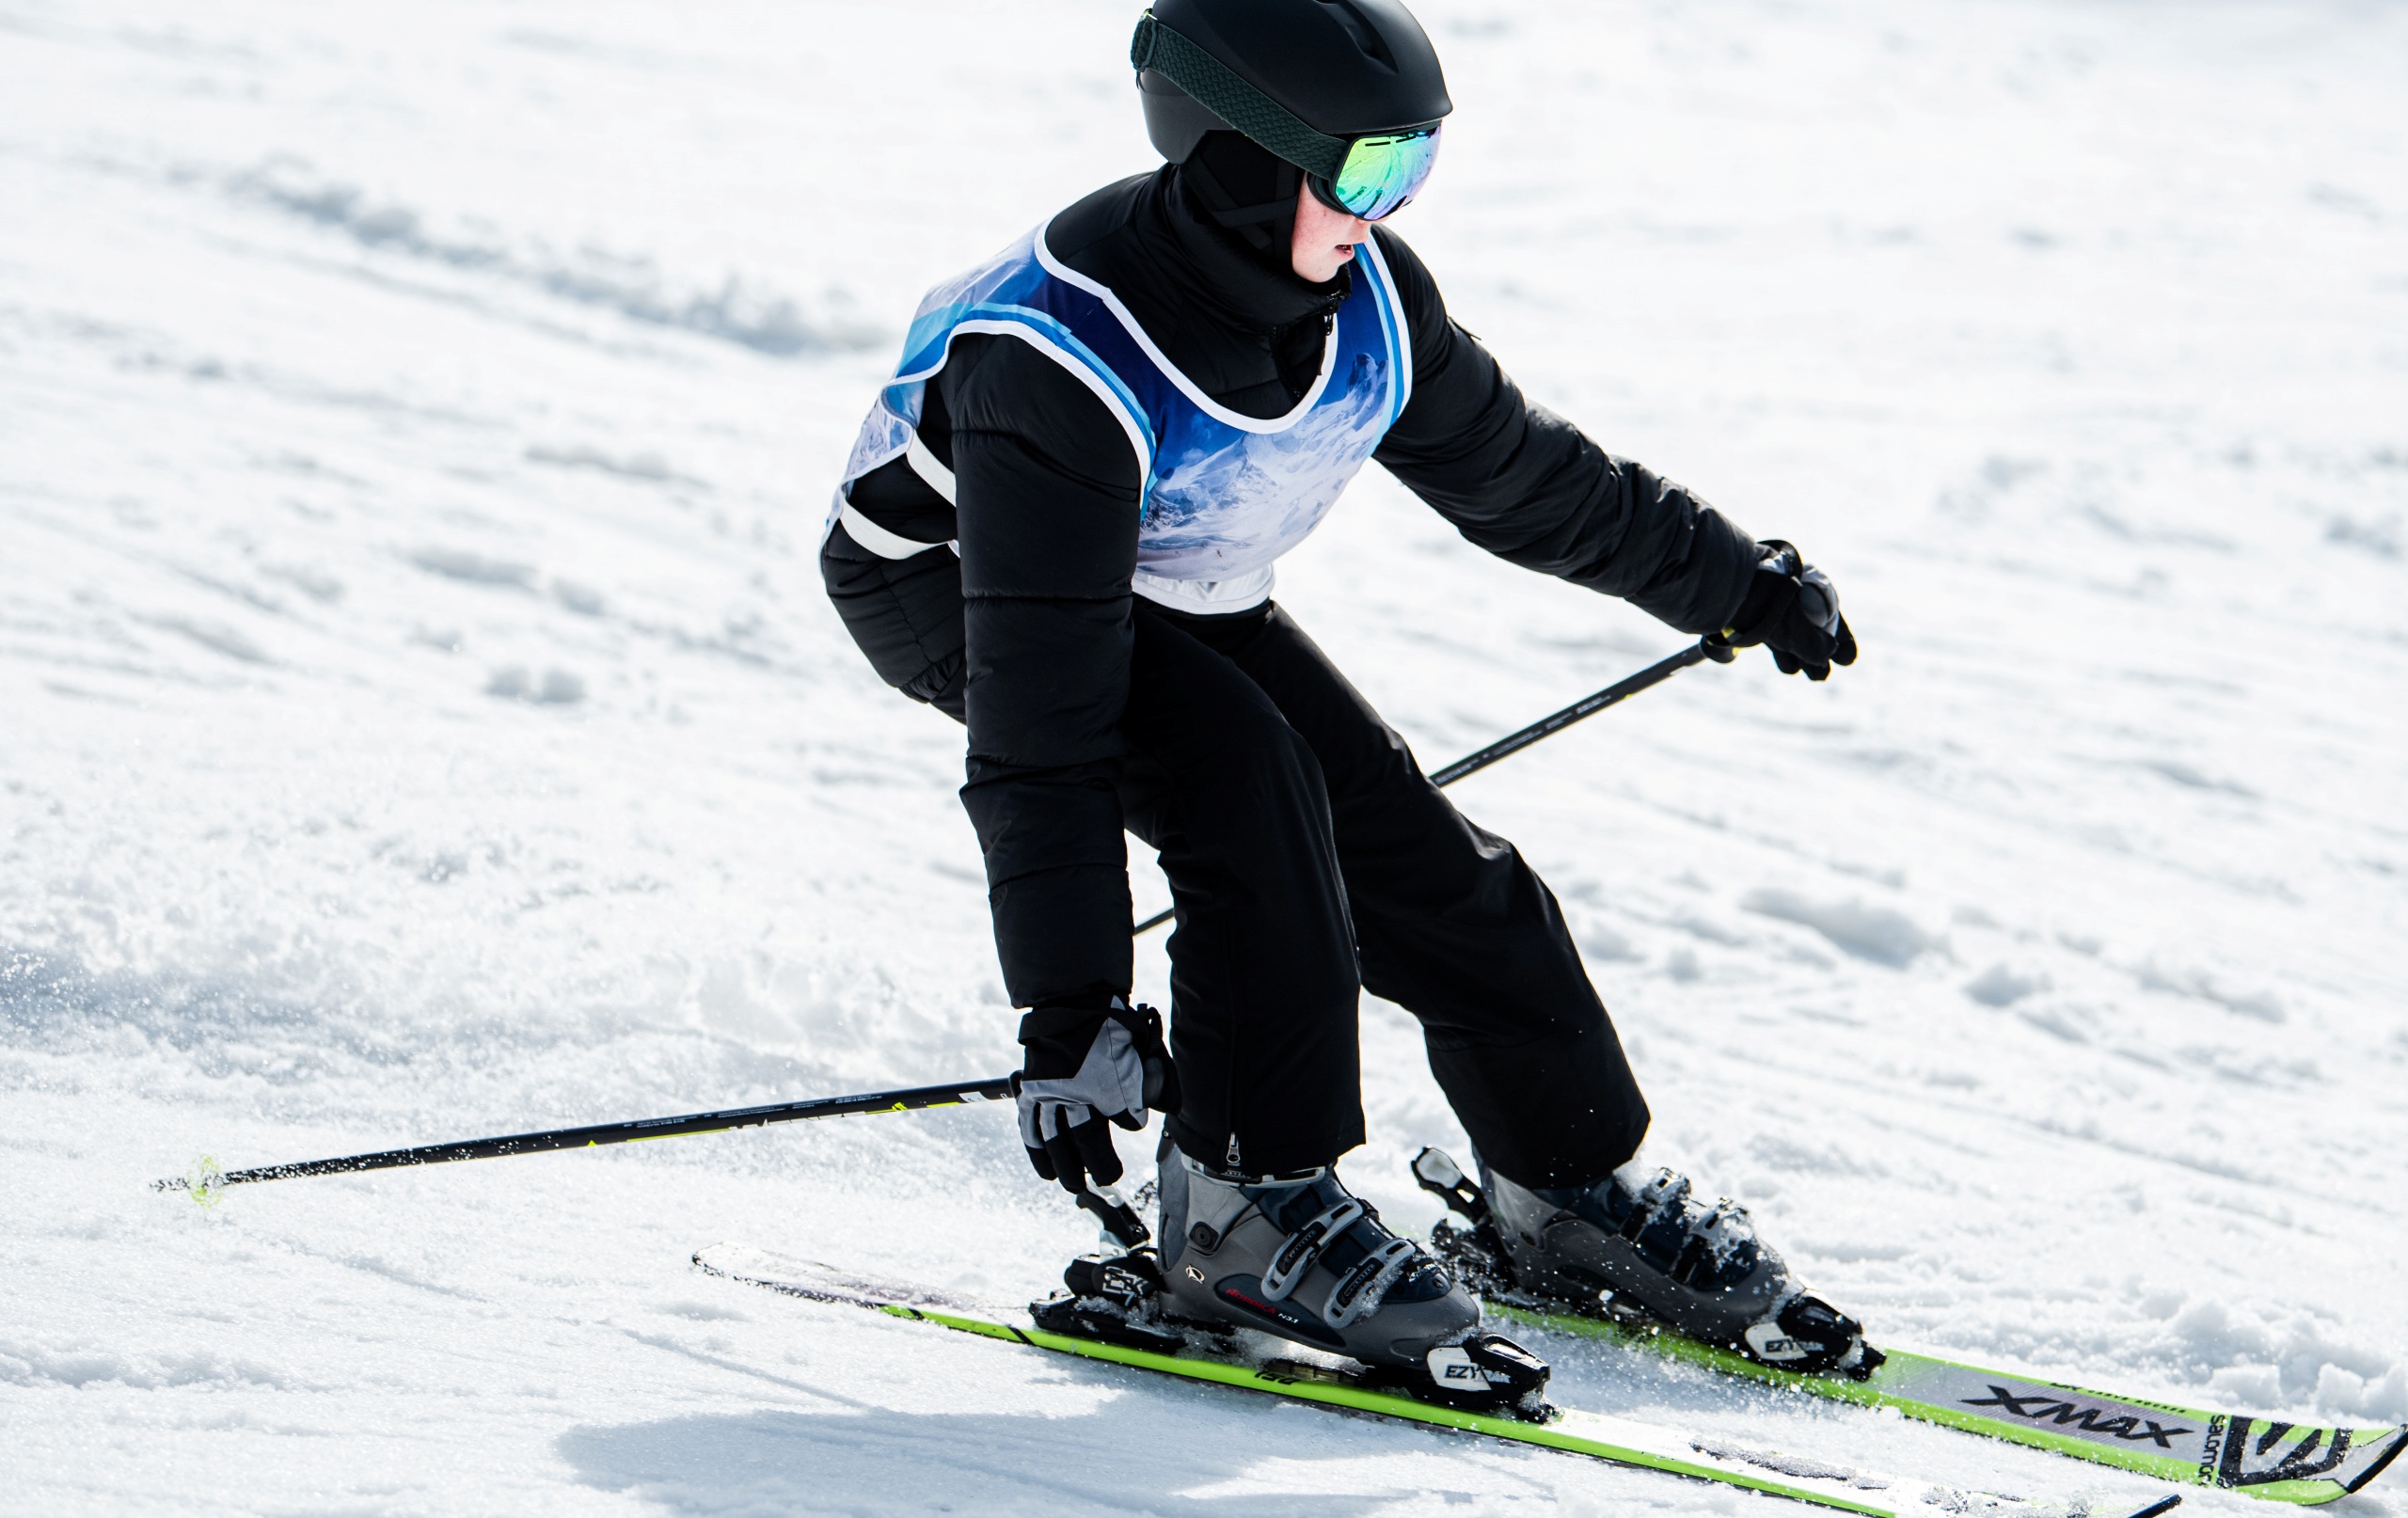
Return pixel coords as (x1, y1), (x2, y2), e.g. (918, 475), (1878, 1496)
(3, 0), (2404, 1511)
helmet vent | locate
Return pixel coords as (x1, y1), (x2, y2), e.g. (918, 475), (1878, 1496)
(1132, 3), (1450, 154)
(1317, 0), (1398, 71)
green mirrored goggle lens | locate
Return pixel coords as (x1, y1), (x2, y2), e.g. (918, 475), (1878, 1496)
(1325, 125), (1443, 221)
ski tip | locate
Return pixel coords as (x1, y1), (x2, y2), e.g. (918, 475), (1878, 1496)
(692, 1242), (755, 1281)
(2346, 1424), (2408, 1494)
(693, 1242), (748, 1272)
(2122, 1497), (2180, 1518)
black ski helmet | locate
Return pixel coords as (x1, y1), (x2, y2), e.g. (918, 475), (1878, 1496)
(1133, 0), (1452, 171)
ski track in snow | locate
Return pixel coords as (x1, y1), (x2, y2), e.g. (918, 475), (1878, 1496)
(3, 0), (2404, 1512)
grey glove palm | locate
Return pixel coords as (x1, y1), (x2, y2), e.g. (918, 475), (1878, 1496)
(1012, 998), (1180, 1195)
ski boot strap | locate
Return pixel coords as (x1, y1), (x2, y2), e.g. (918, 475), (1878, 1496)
(1325, 1236), (1423, 1328)
(1259, 1195), (1366, 1301)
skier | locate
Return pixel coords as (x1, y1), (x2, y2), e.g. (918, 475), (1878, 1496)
(822, 0), (1867, 1386)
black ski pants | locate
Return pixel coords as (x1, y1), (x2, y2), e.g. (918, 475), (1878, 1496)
(1118, 598), (1650, 1189)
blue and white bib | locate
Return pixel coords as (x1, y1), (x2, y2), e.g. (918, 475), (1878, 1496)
(831, 218), (1413, 612)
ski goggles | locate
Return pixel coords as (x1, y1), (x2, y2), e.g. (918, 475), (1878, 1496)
(1307, 126), (1444, 223)
(1132, 12), (1446, 223)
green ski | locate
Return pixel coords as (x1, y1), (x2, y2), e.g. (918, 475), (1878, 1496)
(1486, 1302), (2403, 1507)
(1405, 1150), (2403, 1507)
(694, 1243), (2174, 1518)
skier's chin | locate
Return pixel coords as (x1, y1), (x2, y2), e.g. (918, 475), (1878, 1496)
(1297, 243), (1356, 283)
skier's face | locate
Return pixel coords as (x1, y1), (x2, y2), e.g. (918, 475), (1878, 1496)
(1291, 180), (1370, 283)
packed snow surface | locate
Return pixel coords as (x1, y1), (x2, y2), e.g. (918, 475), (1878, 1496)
(4, 0), (2406, 1511)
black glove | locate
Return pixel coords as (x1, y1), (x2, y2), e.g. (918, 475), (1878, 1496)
(1012, 997), (1181, 1196)
(1722, 540), (1858, 680)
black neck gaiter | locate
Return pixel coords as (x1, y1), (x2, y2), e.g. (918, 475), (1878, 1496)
(1062, 133), (1350, 419)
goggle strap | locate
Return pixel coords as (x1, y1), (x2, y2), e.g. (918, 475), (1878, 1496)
(1131, 14), (1350, 183)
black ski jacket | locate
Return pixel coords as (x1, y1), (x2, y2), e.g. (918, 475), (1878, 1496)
(823, 161), (1759, 1009)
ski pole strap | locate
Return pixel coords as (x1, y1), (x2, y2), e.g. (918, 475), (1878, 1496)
(153, 1076), (1015, 1193)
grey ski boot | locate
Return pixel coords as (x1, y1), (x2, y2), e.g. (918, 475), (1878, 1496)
(1137, 1149), (1551, 1415)
(1415, 1146), (1879, 1378)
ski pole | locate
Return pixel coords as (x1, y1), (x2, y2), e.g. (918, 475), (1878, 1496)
(158, 645), (1723, 1212)
(152, 1076), (1012, 1197)
(1132, 636), (1732, 936)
